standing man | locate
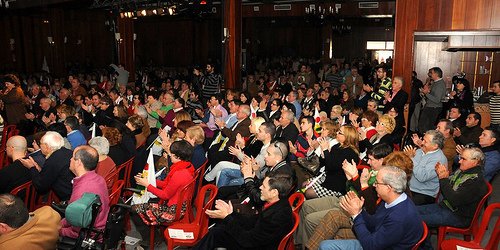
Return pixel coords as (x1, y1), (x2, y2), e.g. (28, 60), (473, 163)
(489, 80), (500, 131)
(196, 63), (224, 103)
(418, 67), (446, 133)
(371, 65), (392, 111)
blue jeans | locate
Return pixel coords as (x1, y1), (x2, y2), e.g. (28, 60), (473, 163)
(217, 168), (244, 187)
(417, 203), (468, 228)
(319, 239), (362, 250)
(418, 203), (469, 250)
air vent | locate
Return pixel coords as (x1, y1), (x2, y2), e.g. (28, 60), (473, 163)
(359, 2), (379, 9)
(274, 4), (291, 11)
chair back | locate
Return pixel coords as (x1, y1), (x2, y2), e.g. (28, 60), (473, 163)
(195, 160), (208, 196)
(10, 181), (34, 211)
(288, 192), (305, 214)
(0, 125), (17, 168)
(469, 182), (493, 235)
(109, 180), (125, 206)
(475, 203), (500, 250)
(278, 212), (300, 250)
(173, 176), (198, 223)
(194, 184), (218, 236)
(116, 157), (134, 188)
(412, 221), (428, 250)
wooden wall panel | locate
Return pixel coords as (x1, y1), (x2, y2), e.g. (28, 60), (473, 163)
(451, 0), (467, 29)
(413, 42), (462, 88)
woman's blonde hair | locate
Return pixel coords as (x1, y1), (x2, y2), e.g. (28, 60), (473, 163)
(378, 114), (396, 134)
(174, 110), (192, 125)
(251, 117), (265, 132)
(340, 125), (359, 154)
(185, 125), (205, 145)
(320, 120), (339, 138)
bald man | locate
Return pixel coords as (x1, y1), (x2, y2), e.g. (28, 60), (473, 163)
(0, 136), (31, 193)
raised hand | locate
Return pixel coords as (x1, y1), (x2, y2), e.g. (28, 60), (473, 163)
(403, 145), (417, 158)
(342, 159), (358, 180)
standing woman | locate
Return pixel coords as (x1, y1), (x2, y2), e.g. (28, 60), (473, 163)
(449, 78), (474, 114)
(0, 74), (27, 125)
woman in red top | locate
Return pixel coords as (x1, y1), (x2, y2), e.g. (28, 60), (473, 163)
(132, 140), (195, 247)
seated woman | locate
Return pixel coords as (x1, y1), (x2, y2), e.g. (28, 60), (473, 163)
(131, 140), (196, 248)
(359, 114), (396, 160)
(126, 114), (150, 148)
(360, 110), (378, 140)
(184, 125), (207, 169)
(89, 136), (117, 190)
(386, 106), (405, 146)
(303, 125), (360, 199)
(204, 117), (265, 183)
(102, 127), (130, 166)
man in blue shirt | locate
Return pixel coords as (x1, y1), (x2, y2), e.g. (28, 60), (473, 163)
(319, 166), (423, 250)
(64, 116), (87, 150)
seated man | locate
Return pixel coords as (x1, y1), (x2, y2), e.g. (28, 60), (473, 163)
(405, 130), (448, 205)
(193, 171), (294, 250)
(0, 194), (61, 248)
(60, 145), (110, 238)
(0, 136), (31, 194)
(417, 147), (488, 247)
(477, 128), (499, 181)
(20, 131), (74, 201)
(64, 116), (87, 149)
(453, 112), (483, 145)
(319, 166), (423, 250)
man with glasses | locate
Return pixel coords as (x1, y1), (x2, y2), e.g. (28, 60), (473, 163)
(258, 98), (282, 123)
(318, 166), (423, 250)
(417, 147), (488, 248)
(218, 140), (296, 207)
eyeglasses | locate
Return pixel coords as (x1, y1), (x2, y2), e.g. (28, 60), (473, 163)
(373, 181), (391, 188)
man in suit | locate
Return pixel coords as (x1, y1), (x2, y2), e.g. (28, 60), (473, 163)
(0, 136), (31, 194)
(19, 131), (74, 201)
(275, 110), (299, 145)
(318, 166), (423, 250)
(208, 105), (252, 167)
(193, 171), (295, 250)
(383, 76), (408, 124)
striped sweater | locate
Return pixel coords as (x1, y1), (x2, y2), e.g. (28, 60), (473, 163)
(490, 94), (500, 125)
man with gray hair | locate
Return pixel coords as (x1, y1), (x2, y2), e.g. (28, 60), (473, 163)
(318, 166), (423, 250)
(404, 130), (448, 205)
(417, 147), (488, 248)
(19, 131), (74, 201)
(0, 136), (31, 194)
(275, 110), (299, 144)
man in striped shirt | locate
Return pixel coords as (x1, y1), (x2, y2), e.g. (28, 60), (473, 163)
(195, 63), (224, 103)
(489, 80), (500, 132)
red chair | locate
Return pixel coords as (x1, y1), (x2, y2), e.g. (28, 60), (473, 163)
(278, 212), (300, 250)
(109, 180), (125, 206)
(116, 157), (135, 188)
(288, 192), (305, 214)
(164, 184), (218, 250)
(10, 181), (35, 211)
(145, 176), (198, 250)
(441, 203), (500, 250)
(437, 182), (493, 248)
(195, 160), (208, 195)
(412, 221), (429, 250)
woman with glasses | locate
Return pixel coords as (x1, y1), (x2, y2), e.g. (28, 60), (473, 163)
(359, 114), (395, 158)
(304, 125), (360, 199)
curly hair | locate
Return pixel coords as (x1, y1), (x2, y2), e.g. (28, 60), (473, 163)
(383, 151), (413, 182)
(102, 127), (122, 146)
